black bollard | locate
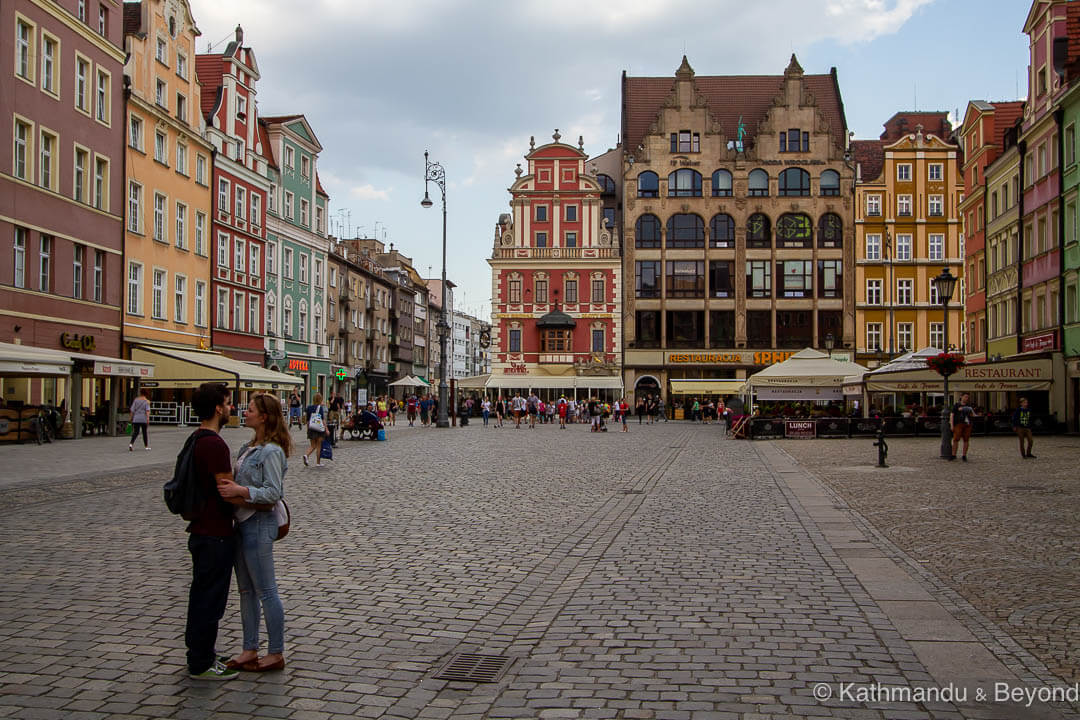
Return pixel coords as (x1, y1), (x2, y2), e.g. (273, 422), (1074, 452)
(873, 428), (888, 468)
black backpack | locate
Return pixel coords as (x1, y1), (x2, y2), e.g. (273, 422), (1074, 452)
(164, 430), (208, 519)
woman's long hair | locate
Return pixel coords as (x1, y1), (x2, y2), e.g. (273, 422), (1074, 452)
(253, 393), (292, 457)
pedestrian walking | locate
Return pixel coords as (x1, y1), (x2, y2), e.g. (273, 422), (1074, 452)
(657, 395), (667, 422)
(388, 397), (397, 426)
(129, 388), (152, 451)
(636, 398), (645, 424)
(512, 392), (526, 428)
(619, 398), (629, 432)
(406, 394), (418, 426)
(495, 396), (505, 428)
(558, 396), (568, 429)
(949, 392), (976, 461)
(1012, 396), (1036, 459)
(302, 393), (329, 467)
(182, 382), (239, 680)
(217, 392), (290, 673)
(481, 397), (491, 426)
(420, 395), (431, 427)
(647, 396), (659, 425)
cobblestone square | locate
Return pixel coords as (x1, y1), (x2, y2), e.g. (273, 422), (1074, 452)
(0, 424), (1076, 719)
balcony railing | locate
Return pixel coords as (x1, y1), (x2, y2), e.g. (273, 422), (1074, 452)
(494, 247), (619, 259)
(538, 353), (574, 364)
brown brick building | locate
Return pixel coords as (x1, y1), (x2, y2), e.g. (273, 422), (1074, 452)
(620, 56), (855, 403)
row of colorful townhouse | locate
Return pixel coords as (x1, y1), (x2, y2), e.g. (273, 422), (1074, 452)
(0, 0), (459, 438)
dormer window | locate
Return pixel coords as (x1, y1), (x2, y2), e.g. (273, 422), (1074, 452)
(670, 130), (700, 153)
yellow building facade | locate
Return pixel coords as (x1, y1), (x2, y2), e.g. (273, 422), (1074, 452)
(122, 0), (212, 353)
(853, 115), (963, 369)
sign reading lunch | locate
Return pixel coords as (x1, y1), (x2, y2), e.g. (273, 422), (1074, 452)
(666, 351), (795, 366)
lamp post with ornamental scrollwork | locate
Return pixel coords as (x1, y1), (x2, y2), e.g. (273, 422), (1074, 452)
(421, 151), (450, 428)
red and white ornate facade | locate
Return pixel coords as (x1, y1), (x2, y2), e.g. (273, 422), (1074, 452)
(487, 132), (623, 399)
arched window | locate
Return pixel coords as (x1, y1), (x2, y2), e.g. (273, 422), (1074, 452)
(666, 214), (704, 248)
(298, 299), (308, 342)
(283, 296), (293, 338)
(637, 171), (659, 198)
(711, 169), (732, 197)
(820, 169), (841, 196)
(667, 169), (702, 197)
(709, 213), (735, 248)
(313, 303), (323, 342)
(635, 214), (662, 248)
(596, 174), (616, 194)
(776, 213), (813, 248)
(748, 169), (769, 197)
(747, 213), (771, 248)
(818, 213), (843, 248)
(266, 293), (276, 334)
(778, 168), (810, 196)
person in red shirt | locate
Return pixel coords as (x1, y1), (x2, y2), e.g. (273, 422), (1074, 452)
(184, 383), (239, 680)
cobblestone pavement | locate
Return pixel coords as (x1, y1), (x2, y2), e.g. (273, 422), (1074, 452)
(0, 423), (1075, 719)
(779, 433), (1080, 685)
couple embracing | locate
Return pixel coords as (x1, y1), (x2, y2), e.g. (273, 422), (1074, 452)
(181, 382), (290, 680)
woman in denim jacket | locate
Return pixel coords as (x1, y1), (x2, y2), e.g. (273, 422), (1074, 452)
(217, 393), (292, 672)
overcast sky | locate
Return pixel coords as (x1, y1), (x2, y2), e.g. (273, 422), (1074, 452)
(190, 0), (1031, 319)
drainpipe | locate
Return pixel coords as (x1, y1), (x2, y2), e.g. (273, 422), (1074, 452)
(1017, 140), (1026, 356)
(1057, 108), (1067, 426)
(209, 147), (218, 351)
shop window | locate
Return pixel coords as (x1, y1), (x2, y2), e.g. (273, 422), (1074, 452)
(776, 213), (812, 248)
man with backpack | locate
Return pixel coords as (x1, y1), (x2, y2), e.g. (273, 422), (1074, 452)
(172, 382), (239, 680)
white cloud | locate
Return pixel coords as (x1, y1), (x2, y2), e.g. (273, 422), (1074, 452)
(824, 0), (937, 43)
(350, 184), (393, 201)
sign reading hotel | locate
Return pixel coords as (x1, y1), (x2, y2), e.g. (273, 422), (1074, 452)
(666, 351), (795, 366)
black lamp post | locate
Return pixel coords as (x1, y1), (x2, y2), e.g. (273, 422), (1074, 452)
(422, 151), (450, 428)
(932, 267), (958, 459)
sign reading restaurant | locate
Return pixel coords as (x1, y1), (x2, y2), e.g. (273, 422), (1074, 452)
(666, 351), (796, 366)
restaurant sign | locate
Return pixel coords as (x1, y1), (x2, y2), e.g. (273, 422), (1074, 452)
(667, 350), (795, 366)
(785, 420), (816, 439)
(1021, 331), (1056, 353)
(60, 332), (96, 352)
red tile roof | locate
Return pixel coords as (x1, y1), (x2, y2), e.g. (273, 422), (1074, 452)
(1067, 1), (1080, 80)
(622, 60), (848, 154)
(991, 102), (1025, 148)
(260, 114), (303, 124)
(316, 173), (327, 197)
(257, 119), (277, 168)
(195, 55), (225, 119)
(852, 140), (886, 183)
(879, 112), (952, 142)
(123, 1), (142, 36)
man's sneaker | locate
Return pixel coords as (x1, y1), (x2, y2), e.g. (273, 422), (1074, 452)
(128, 444), (133, 451)
(190, 660), (238, 680)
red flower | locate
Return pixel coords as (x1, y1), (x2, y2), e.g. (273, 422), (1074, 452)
(926, 352), (966, 376)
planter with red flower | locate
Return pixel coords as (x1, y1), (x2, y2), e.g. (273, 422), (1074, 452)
(926, 352), (966, 377)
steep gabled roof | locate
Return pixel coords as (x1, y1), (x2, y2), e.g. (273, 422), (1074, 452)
(622, 59), (847, 154)
(316, 173), (327, 197)
(852, 140), (886, 183)
(990, 102), (1025, 148)
(195, 54), (225, 118)
(879, 111), (952, 142)
(257, 119), (277, 169)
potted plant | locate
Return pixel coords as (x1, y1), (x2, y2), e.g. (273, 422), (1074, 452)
(926, 352), (966, 376)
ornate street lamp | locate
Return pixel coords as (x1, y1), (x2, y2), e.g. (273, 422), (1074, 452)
(932, 267), (958, 458)
(422, 151), (450, 428)
(824, 333), (835, 356)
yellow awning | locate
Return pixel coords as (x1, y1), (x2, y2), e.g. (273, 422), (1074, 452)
(131, 346), (303, 390)
(669, 379), (746, 395)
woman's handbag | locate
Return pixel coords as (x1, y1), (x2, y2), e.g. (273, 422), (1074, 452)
(273, 499), (290, 541)
(307, 407), (326, 433)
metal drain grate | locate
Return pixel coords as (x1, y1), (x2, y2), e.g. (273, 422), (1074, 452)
(433, 653), (512, 683)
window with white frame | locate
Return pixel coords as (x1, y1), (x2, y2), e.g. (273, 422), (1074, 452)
(217, 232), (229, 269)
(154, 131), (167, 164)
(155, 36), (168, 64)
(41, 34), (58, 96)
(268, 183), (277, 212)
(284, 191), (294, 219)
(866, 322), (882, 352)
(155, 78), (166, 108)
(283, 247), (293, 278)
(218, 179), (228, 213)
(72, 245), (83, 299)
(929, 280), (940, 306)
(196, 154), (207, 185)
(896, 278), (913, 305)
(284, 146), (294, 170)
(316, 206), (324, 233)
(266, 295), (275, 333)
(266, 242), (275, 275)
(249, 244), (259, 277)
(896, 322), (913, 351)
(194, 280), (206, 326)
(13, 227), (27, 288)
(176, 92), (187, 121)
(329, 267), (336, 288)
(299, 254), (308, 283)
(866, 278), (882, 305)
(13, 118), (31, 181)
(74, 148), (88, 203)
(865, 233), (881, 261)
(174, 274), (186, 322)
(866, 194), (881, 216)
(92, 250), (103, 302)
(897, 194), (912, 216)
(153, 193), (166, 242)
(152, 268), (166, 319)
(235, 186), (245, 220)
(75, 56), (89, 112)
(301, 155), (310, 179)
(234, 238), (245, 273)
(16, 18), (34, 82)
(298, 302), (307, 341)
(127, 261), (142, 314)
(94, 69), (109, 124)
(128, 115), (143, 150)
(928, 163), (943, 181)
(314, 305), (322, 342)
(194, 211), (206, 255)
(248, 296), (258, 333)
(928, 233), (944, 261)
(95, 156), (108, 210)
(897, 163), (911, 181)
(175, 142), (186, 174)
(38, 130), (56, 191)
(896, 233), (912, 261)
(233, 291), (244, 332)
(251, 195), (260, 226)
(98, 5), (106, 35)
(216, 287), (228, 328)
(176, 52), (187, 79)
(314, 259), (322, 286)
(175, 202), (186, 249)
(300, 198), (309, 226)
(929, 195), (943, 216)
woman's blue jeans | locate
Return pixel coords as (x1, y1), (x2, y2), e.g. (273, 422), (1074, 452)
(236, 512), (285, 654)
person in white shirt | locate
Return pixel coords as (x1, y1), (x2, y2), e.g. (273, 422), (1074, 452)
(481, 398), (492, 427)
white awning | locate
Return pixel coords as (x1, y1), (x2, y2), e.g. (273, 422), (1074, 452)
(130, 346), (302, 390)
(485, 375), (623, 390)
(669, 379), (746, 395)
(0, 342), (72, 377)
